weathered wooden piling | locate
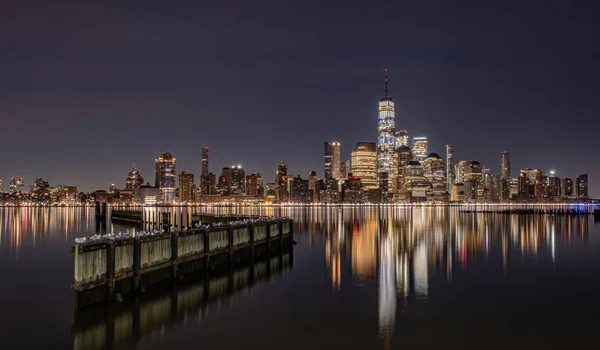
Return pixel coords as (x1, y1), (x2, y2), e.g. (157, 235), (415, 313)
(71, 216), (293, 309)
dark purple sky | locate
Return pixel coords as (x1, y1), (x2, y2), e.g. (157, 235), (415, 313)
(1, 1), (598, 195)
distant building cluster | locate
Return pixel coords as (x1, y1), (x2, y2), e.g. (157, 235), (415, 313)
(0, 71), (591, 206)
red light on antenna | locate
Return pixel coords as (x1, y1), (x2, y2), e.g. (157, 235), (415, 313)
(384, 68), (388, 72)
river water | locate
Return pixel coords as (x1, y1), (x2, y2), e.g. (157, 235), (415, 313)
(0, 206), (599, 349)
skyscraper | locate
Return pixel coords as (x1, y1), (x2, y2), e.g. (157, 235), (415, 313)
(340, 159), (350, 180)
(423, 153), (447, 201)
(446, 144), (454, 193)
(394, 145), (412, 195)
(563, 177), (573, 196)
(0, 179), (2, 193)
(324, 142), (333, 181)
(125, 163), (144, 189)
(276, 161), (288, 202)
(291, 175), (311, 203)
(9, 178), (16, 193)
(501, 151), (511, 180)
(201, 146), (209, 195)
(246, 173), (262, 196)
(377, 69), (396, 188)
(230, 165), (246, 195)
(16, 178), (24, 193)
(324, 141), (341, 180)
(217, 166), (232, 195)
(412, 137), (428, 161)
(547, 171), (560, 197)
(155, 152), (176, 203)
(395, 129), (408, 148)
(455, 160), (467, 184)
(351, 142), (377, 190)
(576, 174), (588, 199)
(178, 171), (195, 202)
(501, 151), (511, 201)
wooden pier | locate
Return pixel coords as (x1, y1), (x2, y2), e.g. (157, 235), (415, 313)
(71, 216), (293, 308)
(72, 250), (292, 350)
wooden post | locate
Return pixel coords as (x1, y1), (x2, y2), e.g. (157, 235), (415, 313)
(228, 226), (234, 264)
(133, 237), (142, 293)
(204, 228), (210, 272)
(171, 231), (178, 280)
(106, 241), (116, 301)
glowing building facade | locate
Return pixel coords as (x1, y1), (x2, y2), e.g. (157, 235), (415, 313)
(155, 152), (176, 203)
(351, 142), (377, 190)
(446, 144), (454, 193)
(377, 70), (396, 188)
(412, 137), (428, 162)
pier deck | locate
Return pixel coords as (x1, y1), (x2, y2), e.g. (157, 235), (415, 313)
(72, 215), (293, 308)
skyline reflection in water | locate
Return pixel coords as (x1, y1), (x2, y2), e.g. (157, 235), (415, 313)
(0, 206), (597, 349)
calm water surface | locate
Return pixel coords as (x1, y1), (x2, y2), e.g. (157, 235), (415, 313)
(1, 206), (599, 349)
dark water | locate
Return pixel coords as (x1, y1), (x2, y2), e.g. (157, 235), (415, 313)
(1, 206), (599, 349)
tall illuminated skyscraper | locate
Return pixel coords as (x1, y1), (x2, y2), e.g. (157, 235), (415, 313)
(412, 137), (428, 161)
(276, 161), (288, 202)
(501, 151), (511, 201)
(9, 178), (16, 193)
(576, 174), (588, 199)
(351, 142), (377, 190)
(501, 151), (511, 180)
(231, 165), (246, 195)
(178, 171), (195, 202)
(155, 152), (177, 203)
(201, 146), (209, 195)
(16, 178), (24, 193)
(446, 144), (454, 192)
(377, 69), (396, 187)
(324, 141), (341, 180)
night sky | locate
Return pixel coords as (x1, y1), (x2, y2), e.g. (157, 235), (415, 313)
(1, 1), (598, 196)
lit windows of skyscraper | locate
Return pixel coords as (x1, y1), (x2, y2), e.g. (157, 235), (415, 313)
(500, 151), (511, 201)
(246, 173), (260, 196)
(217, 167), (232, 195)
(446, 144), (454, 193)
(351, 142), (377, 190)
(324, 141), (341, 181)
(393, 145), (412, 197)
(377, 69), (396, 189)
(230, 165), (246, 195)
(340, 159), (350, 180)
(576, 174), (588, 199)
(291, 175), (312, 203)
(395, 129), (408, 148)
(201, 146), (209, 195)
(178, 171), (195, 202)
(411, 137), (428, 162)
(563, 177), (574, 197)
(9, 178), (16, 193)
(455, 160), (467, 184)
(547, 171), (560, 197)
(16, 178), (24, 193)
(275, 161), (288, 202)
(501, 151), (511, 180)
(423, 153), (446, 201)
(155, 152), (176, 203)
(0, 179), (3, 193)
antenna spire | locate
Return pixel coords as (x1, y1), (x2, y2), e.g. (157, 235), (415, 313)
(384, 68), (389, 98)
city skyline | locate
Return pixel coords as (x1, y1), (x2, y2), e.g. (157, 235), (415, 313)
(1, 1), (598, 195)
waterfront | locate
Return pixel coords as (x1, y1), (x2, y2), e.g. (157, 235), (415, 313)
(0, 207), (599, 349)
